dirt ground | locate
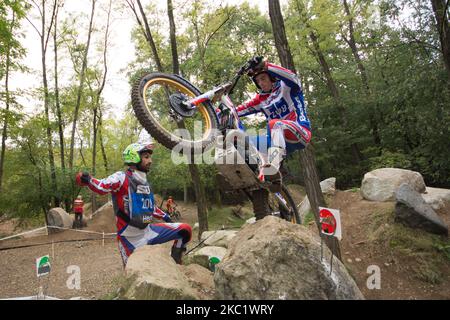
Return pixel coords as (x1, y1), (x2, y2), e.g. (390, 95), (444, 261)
(0, 187), (449, 300)
(0, 204), (123, 299)
(326, 191), (450, 300)
(0, 199), (203, 300)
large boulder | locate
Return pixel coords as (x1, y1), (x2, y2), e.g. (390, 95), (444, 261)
(47, 208), (73, 233)
(200, 230), (237, 248)
(422, 187), (450, 210)
(192, 246), (228, 269)
(122, 244), (215, 300)
(395, 184), (448, 236)
(214, 216), (364, 300)
(320, 178), (336, 195)
(361, 168), (426, 202)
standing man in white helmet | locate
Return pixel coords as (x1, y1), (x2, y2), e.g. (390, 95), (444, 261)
(75, 138), (192, 266)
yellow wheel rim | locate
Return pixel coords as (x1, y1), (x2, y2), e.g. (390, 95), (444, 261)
(142, 78), (212, 143)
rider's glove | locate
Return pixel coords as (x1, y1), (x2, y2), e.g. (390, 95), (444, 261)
(76, 171), (91, 186)
(247, 56), (265, 76)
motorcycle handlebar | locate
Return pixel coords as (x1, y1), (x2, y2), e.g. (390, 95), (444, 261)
(227, 60), (253, 95)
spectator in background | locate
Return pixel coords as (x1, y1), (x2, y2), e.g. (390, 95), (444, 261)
(73, 195), (84, 229)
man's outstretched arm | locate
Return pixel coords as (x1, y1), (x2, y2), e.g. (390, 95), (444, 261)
(76, 171), (126, 195)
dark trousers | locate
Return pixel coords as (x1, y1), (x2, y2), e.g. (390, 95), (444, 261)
(74, 213), (83, 228)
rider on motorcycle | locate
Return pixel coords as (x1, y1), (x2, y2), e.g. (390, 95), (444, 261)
(238, 56), (312, 178)
(75, 139), (192, 266)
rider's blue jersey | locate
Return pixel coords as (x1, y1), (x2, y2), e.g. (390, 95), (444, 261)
(237, 62), (310, 130)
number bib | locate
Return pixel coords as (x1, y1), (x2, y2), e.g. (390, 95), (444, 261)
(128, 175), (155, 226)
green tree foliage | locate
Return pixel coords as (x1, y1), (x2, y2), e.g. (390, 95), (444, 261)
(285, 0), (450, 187)
(1, 0), (449, 221)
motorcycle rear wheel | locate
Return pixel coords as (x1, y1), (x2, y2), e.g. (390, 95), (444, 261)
(269, 185), (301, 224)
(250, 185), (301, 224)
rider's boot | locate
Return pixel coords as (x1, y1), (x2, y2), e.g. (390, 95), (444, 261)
(258, 147), (285, 192)
(171, 246), (187, 265)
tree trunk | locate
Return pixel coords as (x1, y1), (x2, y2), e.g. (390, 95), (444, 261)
(53, 2), (70, 210)
(79, 137), (87, 167)
(188, 164), (209, 238)
(41, 0), (59, 207)
(91, 106), (98, 213)
(269, 0), (341, 260)
(192, 14), (206, 74)
(68, 0), (96, 169)
(26, 140), (50, 231)
(431, 0), (450, 82)
(136, 0), (163, 71)
(53, 3), (65, 170)
(91, 0), (111, 214)
(167, 0), (180, 75)
(0, 12), (15, 192)
(98, 111), (109, 172)
(0, 59), (9, 192)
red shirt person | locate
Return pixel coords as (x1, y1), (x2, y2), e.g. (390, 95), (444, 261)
(73, 195), (84, 228)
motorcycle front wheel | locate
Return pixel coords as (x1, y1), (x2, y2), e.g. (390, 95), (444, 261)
(131, 72), (219, 154)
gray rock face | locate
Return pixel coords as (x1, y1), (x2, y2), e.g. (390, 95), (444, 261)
(214, 216), (364, 300)
(192, 246), (228, 269)
(395, 184), (448, 236)
(200, 230), (237, 248)
(47, 208), (73, 233)
(123, 244), (215, 300)
(422, 187), (450, 210)
(361, 168), (426, 202)
(320, 178), (336, 195)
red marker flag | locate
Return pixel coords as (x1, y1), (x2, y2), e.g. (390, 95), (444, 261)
(319, 207), (342, 240)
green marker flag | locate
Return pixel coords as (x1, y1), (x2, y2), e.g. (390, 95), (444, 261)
(208, 256), (221, 272)
(36, 255), (51, 277)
